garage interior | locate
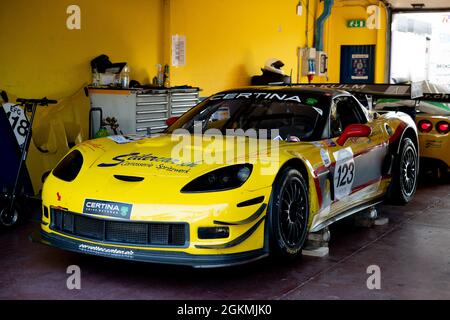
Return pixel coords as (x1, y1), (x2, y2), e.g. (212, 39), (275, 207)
(1, 0), (450, 300)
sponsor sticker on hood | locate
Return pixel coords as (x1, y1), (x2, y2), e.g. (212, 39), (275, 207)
(108, 135), (147, 144)
(83, 199), (133, 219)
(97, 153), (199, 169)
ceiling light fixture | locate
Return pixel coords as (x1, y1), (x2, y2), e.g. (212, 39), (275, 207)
(297, 1), (303, 16)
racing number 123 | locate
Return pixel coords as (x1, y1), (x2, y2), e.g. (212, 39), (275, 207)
(337, 162), (355, 187)
(333, 147), (355, 200)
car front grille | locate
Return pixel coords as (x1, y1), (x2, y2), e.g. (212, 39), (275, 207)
(50, 209), (188, 247)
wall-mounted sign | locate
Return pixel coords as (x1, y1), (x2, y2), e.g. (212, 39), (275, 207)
(172, 34), (186, 67)
(351, 54), (369, 80)
(348, 20), (366, 28)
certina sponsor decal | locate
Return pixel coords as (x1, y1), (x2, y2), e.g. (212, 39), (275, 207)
(78, 244), (134, 259)
(83, 199), (133, 219)
(97, 152), (199, 170)
(210, 92), (303, 103)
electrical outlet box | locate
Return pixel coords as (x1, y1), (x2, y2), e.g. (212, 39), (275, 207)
(302, 47), (317, 76)
(316, 51), (328, 77)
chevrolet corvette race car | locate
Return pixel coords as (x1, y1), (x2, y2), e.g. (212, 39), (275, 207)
(34, 86), (419, 267)
(416, 112), (450, 177)
(376, 82), (450, 178)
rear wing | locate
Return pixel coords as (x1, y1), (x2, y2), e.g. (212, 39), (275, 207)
(418, 93), (450, 103)
(291, 83), (450, 104)
(289, 83), (423, 100)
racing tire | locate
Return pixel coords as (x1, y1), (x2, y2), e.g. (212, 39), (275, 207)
(268, 168), (309, 259)
(388, 138), (418, 205)
(437, 165), (450, 182)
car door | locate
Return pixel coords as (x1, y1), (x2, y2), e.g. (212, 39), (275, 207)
(325, 95), (389, 217)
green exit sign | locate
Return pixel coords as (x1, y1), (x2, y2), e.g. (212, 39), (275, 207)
(348, 20), (366, 28)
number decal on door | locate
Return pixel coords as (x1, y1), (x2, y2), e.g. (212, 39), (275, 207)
(337, 162), (355, 187)
(333, 147), (355, 200)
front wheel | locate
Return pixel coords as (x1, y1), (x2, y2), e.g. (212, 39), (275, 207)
(388, 137), (418, 205)
(268, 168), (309, 259)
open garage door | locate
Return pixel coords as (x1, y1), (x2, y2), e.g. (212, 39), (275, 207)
(388, 1), (450, 10)
(389, 6), (450, 91)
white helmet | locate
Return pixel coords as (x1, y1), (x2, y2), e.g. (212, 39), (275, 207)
(263, 58), (286, 75)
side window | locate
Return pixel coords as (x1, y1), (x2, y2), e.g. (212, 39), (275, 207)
(329, 96), (366, 138)
(349, 96), (369, 123)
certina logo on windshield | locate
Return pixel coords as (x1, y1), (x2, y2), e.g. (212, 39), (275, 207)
(83, 199), (132, 219)
(210, 92), (303, 103)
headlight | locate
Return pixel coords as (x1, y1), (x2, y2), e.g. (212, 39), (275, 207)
(181, 164), (253, 193)
(52, 150), (84, 182)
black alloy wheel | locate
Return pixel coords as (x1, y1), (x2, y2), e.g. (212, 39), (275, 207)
(268, 168), (309, 258)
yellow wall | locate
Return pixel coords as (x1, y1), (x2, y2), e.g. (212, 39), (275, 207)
(0, 0), (389, 101)
(0, 0), (389, 193)
(0, 0), (163, 99)
(166, 0), (387, 94)
(0, 0), (388, 99)
(0, 0), (164, 194)
(323, 1), (387, 83)
(167, 0), (316, 96)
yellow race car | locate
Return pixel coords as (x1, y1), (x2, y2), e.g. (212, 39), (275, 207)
(35, 86), (419, 267)
(414, 92), (450, 178)
(376, 87), (450, 178)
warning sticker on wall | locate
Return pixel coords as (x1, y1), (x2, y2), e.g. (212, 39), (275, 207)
(172, 34), (186, 67)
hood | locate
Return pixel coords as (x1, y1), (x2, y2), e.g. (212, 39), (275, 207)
(77, 134), (282, 180)
(47, 134), (318, 208)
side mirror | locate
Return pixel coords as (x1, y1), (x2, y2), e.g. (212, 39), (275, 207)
(337, 124), (371, 146)
(166, 116), (179, 126)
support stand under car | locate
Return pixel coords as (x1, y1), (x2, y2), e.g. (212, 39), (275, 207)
(0, 97), (57, 227)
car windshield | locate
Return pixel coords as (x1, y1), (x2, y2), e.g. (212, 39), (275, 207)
(166, 92), (330, 141)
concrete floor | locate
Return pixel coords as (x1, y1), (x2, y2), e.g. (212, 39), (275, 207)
(1, 176), (449, 300)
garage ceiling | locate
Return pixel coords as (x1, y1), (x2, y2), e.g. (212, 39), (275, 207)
(387, 0), (450, 9)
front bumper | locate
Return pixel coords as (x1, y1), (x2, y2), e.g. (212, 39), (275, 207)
(31, 230), (268, 268)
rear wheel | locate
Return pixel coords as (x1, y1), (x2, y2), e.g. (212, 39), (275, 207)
(388, 138), (418, 205)
(436, 163), (450, 182)
(268, 168), (309, 259)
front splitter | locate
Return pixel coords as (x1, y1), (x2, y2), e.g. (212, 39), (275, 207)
(30, 230), (268, 268)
